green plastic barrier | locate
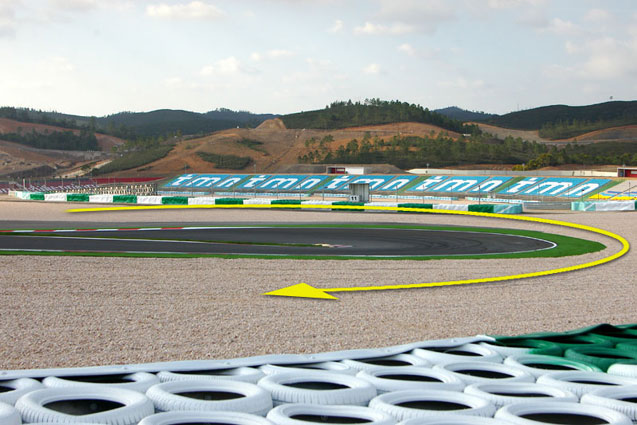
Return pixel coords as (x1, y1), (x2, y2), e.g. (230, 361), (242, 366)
(215, 198), (245, 205)
(161, 196), (189, 205)
(332, 201), (364, 211)
(271, 199), (302, 205)
(397, 203), (434, 211)
(66, 194), (90, 202)
(113, 195), (138, 204)
(29, 193), (45, 201)
(564, 346), (637, 372)
(482, 339), (563, 356)
(468, 204), (495, 213)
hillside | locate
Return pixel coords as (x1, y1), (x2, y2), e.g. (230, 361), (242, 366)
(101, 120), (460, 177)
(486, 101), (637, 140)
(434, 106), (495, 122)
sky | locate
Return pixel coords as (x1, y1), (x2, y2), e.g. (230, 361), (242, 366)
(1, 0), (636, 117)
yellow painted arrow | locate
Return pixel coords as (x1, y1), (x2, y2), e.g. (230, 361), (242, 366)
(261, 207), (630, 300)
(67, 203), (630, 300)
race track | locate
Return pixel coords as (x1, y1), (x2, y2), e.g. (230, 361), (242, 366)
(0, 221), (554, 256)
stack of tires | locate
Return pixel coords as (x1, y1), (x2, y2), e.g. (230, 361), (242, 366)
(5, 323), (637, 424)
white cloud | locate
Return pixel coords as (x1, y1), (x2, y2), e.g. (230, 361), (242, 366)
(545, 17), (581, 35)
(251, 49), (293, 62)
(354, 21), (414, 35)
(438, 77), (484, 89)
(46, 56), (75, 73)
(146, 1), (223, 20)
(49, 0), (97, 12)
(398, 43), (416, 57)
(0, 0), (18, 37)
(374, 0), (454, 34)
(200, 56), (242, 76)
(363, 63), (380, 74)
(584, 8), (611, 23)
(487, 0), (547, 9)
(328, 19), (343, 33)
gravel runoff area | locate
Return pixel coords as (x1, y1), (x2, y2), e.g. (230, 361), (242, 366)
(0, 196), (635, 370)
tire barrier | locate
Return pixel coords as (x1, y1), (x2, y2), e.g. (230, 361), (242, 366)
(0, 402), (21, 425)
(341, 354), (430, 372)
(0, 378), (43, 405)
(432, 362), (535, 385)
(536, 371), (637, 398)
(257, 372), (376, 407)
(157, 367), (265, 383)
(7, 323), (637, 424)
(267, 403), (396, 425)
(411, 344), (502, 364)
(581, 386), (637, 422)
(503, 354), (602, 378)
(563, 346), (637, 372)
(494, 401), (632, 425)
(139, 410), (275, 425)
(15, 386), (154, 425)
(368, 389), (496, 420)
(463, 382), (578, 408)
(356, 366), (465, 394)
(43, 372), (159, 392)
(397, 415), (519, 425)
(146, 380), (272, 415)
(260, 362), (357, 376)
(478, 339), (563, 357)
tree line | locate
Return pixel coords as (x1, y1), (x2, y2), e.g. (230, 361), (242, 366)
(299, 132), (637, 170)
(1, 129), (98, 151)
(282, 99), (480, 134)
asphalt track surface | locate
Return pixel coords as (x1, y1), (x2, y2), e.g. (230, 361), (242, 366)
(0, 221), (554, 256)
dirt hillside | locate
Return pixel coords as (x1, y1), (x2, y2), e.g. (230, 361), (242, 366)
(108, 122), (459, 177)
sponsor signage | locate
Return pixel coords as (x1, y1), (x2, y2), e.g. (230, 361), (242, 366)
(317, 175), (356, 191)
(521, 178), (587, 196)
(405, 175), (450, 192)
(164, 174), (247, 189)
(498, 177), (544, 195)
(429, 176), (489, 193)
(467, 176), (513, 193)
(257, 175), (310, 190)
(377, 175), (420, 191)
(562, 179), (612, 198)
(341, 175), (397, 191)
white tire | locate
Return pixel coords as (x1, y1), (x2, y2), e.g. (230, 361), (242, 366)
(581, 385), (637, 421)
(463, 382), (578, 408)
(495, 401), (632, 425)
(146, 379), (272, 416)
(433, 361), (534, 385)
(537, 371), (637, 398)
(608, 363), (637, 378)
(139, 410), (274, 425)
(412, 344), (502, 364)
(369, 389), (495, 421)
(398, 415), (514, 425)
(267, 403), (396, 425)
(157, 367), (264, 384)
(261, 362), (356, 376)
(504, 354), (602, 378)
(0, 378), (43, 405)
(43, 372), (159, 393)
(0, 402), (21, 425)
(342, 354), (429, 372)
(356, 366), (465, 393)
(15, 386), (154, 425)
(257, 372), (376, 406)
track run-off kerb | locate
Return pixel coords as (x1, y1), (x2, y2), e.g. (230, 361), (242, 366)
(64, 203), (631, 300)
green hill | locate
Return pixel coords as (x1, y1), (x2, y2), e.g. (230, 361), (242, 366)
(281, 99), (478, 134)
(487, 101), (637, 139)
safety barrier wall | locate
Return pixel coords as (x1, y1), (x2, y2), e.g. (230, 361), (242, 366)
(10, 191), (523, 214)
(572, 201), (637, 212)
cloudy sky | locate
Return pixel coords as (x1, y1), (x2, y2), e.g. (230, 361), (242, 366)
(1, 0), (636, 116)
